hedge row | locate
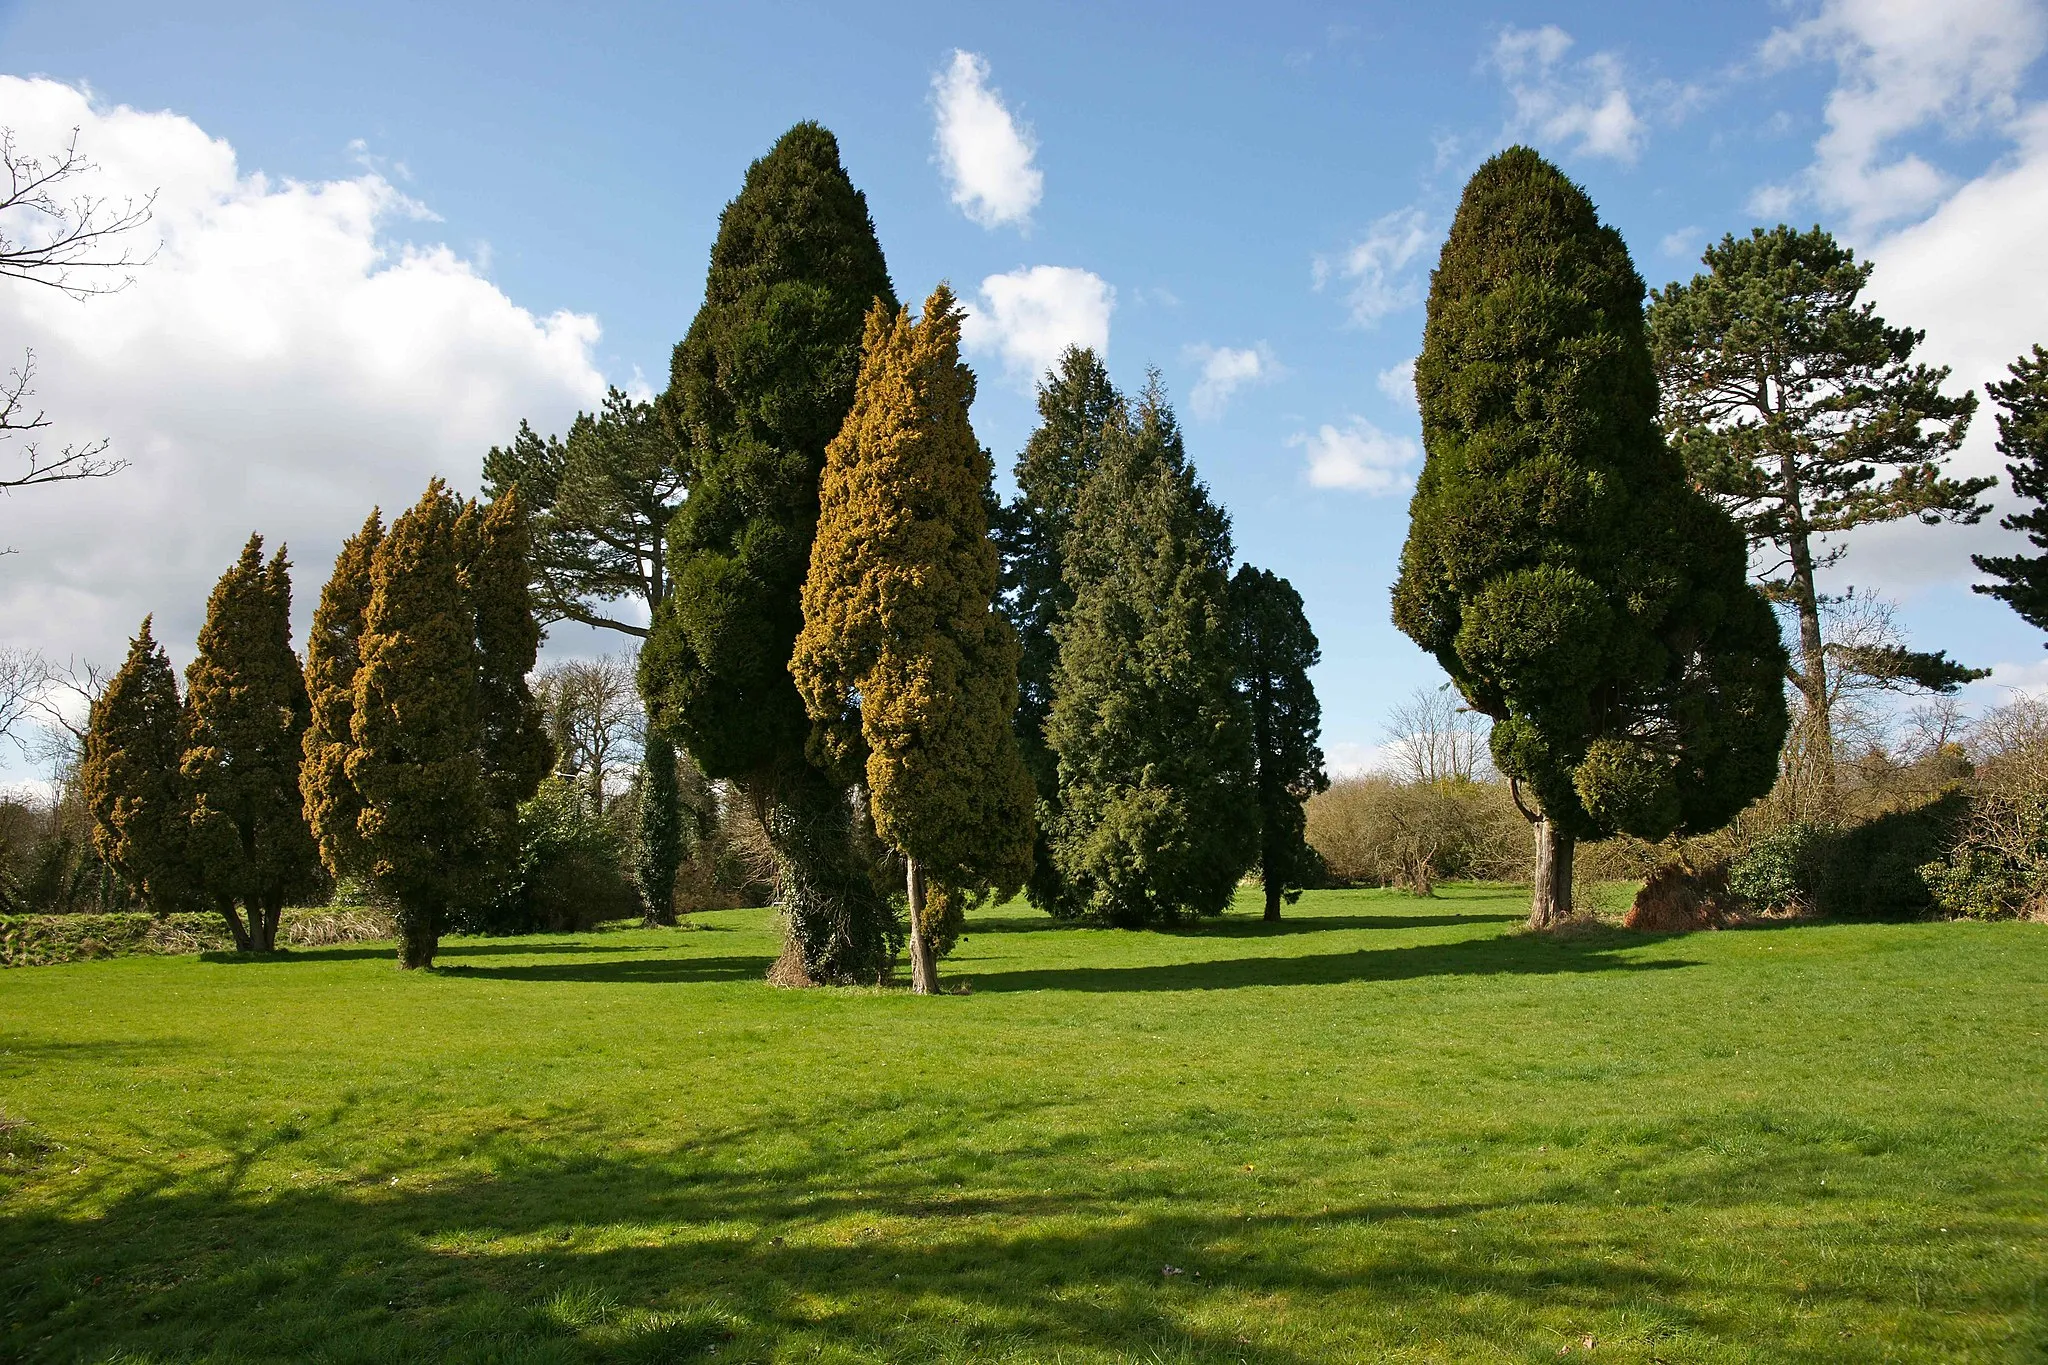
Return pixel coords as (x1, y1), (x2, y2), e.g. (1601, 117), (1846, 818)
(0, 908), (396, 968)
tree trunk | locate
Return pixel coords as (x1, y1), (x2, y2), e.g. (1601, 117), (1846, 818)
(216, 898), (253, 952)
(261, 896), (285, 952)
(395, 907), (438, 969)
(1780, 449), (1836, 809)
(906, 856), (937, 995)
(1527, 817), (1575, 930)
(1262, 876), (1281, 922)
(758, 763), (896, 986)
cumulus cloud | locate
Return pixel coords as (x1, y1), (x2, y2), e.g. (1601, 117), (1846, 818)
(959, 264), (1113, 388)
(1314, 206), (1432, 327)
(932, 50), (1043, 229)
(1755, 0), (2048, 232)
(1491, 24), (1647, 163)
(1184, 343), (1279, 420)
(1294, 417), (1418, 493)
(0, 77), (605, 679)
(1376, 356), (1417, 410)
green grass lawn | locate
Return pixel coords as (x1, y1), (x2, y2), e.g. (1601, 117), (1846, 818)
(2, 886), (2043, 1363)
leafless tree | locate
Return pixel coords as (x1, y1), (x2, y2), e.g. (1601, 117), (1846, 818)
(1383, 685), (1491, 785)
(533, 653), (642, 813)
(0, 647), (45, 757)
(1, 126), (158, 503)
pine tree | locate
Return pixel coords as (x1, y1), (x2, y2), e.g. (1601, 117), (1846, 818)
(182, 536), (322, 950)
(1649, 225), (1986, 793)
(302, 509), (383, 879)
(1395, 147), (1790, 928)
(483, 388), (686, 638)
(635, 728), (685, 926)
(992, 346), (1123, 916)
(1229, 566), (1329, 921)
(351, 481), (488, 969)
(793, 288), (1036, 992)
(1973, 345), (2048, 637)
(79, 617), (193, 913)
(462, 486), (552, 906)
(640, 121), (900, 984)
(1046, 379), (1258, 926)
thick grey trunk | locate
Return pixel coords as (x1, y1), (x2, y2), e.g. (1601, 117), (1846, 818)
(906, 856), (937, 996)
(1527, 818), (1575, 930)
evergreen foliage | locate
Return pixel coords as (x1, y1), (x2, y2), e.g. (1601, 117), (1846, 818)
(461, 486), (552, 902)
(635, 729), (685, 926)
(640, 121), (898, 984)
(793, 288), (1036, 991)
(1648, 224), (1987, 779)
(1972, 345), (2048, 638)
(182, 537), (322, 951)
(79, 617), (193, 913)
(1229, 565), (1330, 920)
(1394, 147), (1790, 928)
(1044, 379), (1258, 926)
(992, 346), (1123, 916)
(483, 388), (685, 638)
(350, 481), (489, 969)
(301, 510), (382, 879)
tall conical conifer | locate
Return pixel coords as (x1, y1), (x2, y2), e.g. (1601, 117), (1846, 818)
(80, 617), (193, 913)
(1973, 345), (2048, 638)
(1229, 566), (1329, 920)
(1393, 147), (1788, 928)
(462, 486), (551, 899)
(641, 121), (900, 984)
(635, 729), (684, 925)
(302, 510), (383, 878)
(1046, 380), (1258, 926)
(351, 481), (488, 968)
(793, 288), (1035, 993)
(183, 536), (322, 950)
(993, 346), (1123, 916)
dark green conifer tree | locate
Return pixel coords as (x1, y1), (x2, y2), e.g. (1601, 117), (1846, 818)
(640, 121), (900, 984)
(1229, 565), (1329, 921)
(1973, 345), (2048, 638)
(80, 616), (194, 913)
(993, 346), (1123, 915)
(1046, 379), (1258, 926)
(1394, 147), (1789, 928)
(183, 536), (322, 950)
(461, 486), (552, 905)
(635, 728), (685, 926)
(351, 481), (489, 969)
(302, 510), (382, 879)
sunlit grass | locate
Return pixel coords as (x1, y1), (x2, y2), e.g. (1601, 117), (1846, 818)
(2, 885), (2043, 1362)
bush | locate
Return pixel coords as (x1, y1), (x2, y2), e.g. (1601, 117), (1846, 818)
(1723, 795), (1966, 920)
(1727, 822), (1822, 911)
(1918, 700), (2048, 918)
(468, 777), (638, 935)
(1306, 776), (1524, 894)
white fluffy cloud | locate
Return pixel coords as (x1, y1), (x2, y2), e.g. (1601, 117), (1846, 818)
(1376, 356), (1416, 409)
(1492, 24), (1646, 163)
(0, 77), (606, 676)
(1294, 417), (1418, 493)
(1757, 0), (2048, 231)
(960, 265), (1113, 388)
(1184, 343), (1278, 420)
(1314, 206), (1431, 327)
(932, 50), (1043, 230)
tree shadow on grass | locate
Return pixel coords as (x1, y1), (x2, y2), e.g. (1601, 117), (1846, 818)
(964, 931), (1695, 993)
(199, 942), (685, 965)
(435, 954), (778, 985)
(964, 910), (1522, 937)
(0, 1110), (1993, 1365)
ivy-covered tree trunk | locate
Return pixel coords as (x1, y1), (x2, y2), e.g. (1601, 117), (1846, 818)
(636, 729), (684, 927)
(760, 763), (895, 986)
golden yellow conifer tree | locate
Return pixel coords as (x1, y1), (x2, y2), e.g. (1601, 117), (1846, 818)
(792, 286), (1035, 993)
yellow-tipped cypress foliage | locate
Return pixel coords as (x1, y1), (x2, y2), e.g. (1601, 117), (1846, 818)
(182, 536), (322, 950)
(350, 480), (488, 968)
(792, 286), (1036, 993)
(302, 509), (383, 879)
(80, 616), (194, 913)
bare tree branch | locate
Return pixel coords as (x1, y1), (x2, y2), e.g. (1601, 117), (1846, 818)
(0, 126), (157, 299)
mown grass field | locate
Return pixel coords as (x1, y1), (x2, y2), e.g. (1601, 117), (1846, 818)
(2, 886), (2044, 1363)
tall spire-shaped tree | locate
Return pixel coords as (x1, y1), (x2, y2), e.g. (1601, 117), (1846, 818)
(80, 617), (193, 914)
(1046, 379), (1258, 926)
(793, 287), (1036, 993)
(461, 485), (552, 901)
(641, 121), (901, 985)
(1973, 345), (2048, 638)
(351, 481), (488, 969)
(302, 509), (383, 879)
(1229, 565), (1329, 921)
(993, 346), (1123, 916)
(183, 536), (322, 950)
(1395, 148), (1789, 928)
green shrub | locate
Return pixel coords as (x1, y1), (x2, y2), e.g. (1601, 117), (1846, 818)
(468, 777), (637, 935)
(1726, 822), (1822, 911)
(1725, 794), (1967, 919)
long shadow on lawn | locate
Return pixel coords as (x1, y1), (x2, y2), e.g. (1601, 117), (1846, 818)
(202, 941), (686, 965)
(436, 953), (777, 985)
(966, 931), (1695, 993)
(964, 910), (1521, 936)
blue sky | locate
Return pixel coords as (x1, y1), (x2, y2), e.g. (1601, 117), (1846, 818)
(3, 0), (2047, 778)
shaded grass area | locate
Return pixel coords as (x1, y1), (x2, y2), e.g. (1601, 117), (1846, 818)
(2, 884), (2044, 1362)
